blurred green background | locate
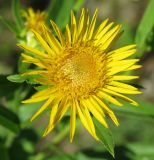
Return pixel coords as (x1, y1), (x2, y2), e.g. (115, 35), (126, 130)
(0, 0), (154, 160)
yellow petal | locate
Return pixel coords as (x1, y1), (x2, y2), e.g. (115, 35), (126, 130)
(31, 96), (55, 121)
(22, 53), (45, 68)
(110, 81), (138, 91)
(42, 24), (62, 53)
(78, 9), (89, 41)
(109, 59), (139, 75)
(53, 97), (69, 124)
(93, 96), (119, 126)
(89, 97), (105, 117)
(31, 88), (56, 98)
(87, 8), (98, 40)
(99, 25), (121, 50)
(43, 102), (59, 136)
(97, 90), (123, 106)
(70, 99), (77, 143)
(32, 30), (55, 55)
(125, 65), (142, 71)
(94, 22), (114, 41)
(65, 24), (71, 44)
(82, 99), (108, 128)
(77, 101), (98, 140)
(22, 70), (48, 76)
(93, 18), (109, 38)
(71, 11), (77, 44)
(77, 8), (85, 38)
(102, 88), (138, 106)
(18, 44), (48, 58)
(106, 85), (142, 94)
(110, 48), (136, 61)
(112, 75), (139, 81)
(51, 20), (65, 46)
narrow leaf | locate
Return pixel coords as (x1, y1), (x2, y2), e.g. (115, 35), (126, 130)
(47, 0), (75, 29)
(12, 0), (24, 30)
(73, 0), (86, 12)
(0, 143), (9, 160)
(0, 16), (18, 34)
(111, 98), (154, 117)
(93, 118), (115, 157)
(7, 74), (26, 83)
(0, 105), (20, 134)
(135, 0), (154, 55)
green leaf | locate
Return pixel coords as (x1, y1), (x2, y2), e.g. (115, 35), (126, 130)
(111, 98), (154, 117)
(12, 0), (24, 30)
(93, 118), (115, 157)
(19, 102), (43, 122)
(135, 0), (154, 55)
(7, 74), (26, 83)
(0, 75), (21, 99)
(127, 143), (154, 160)
(47, 0), (75, 29)
(0, 143), (9, 160)
(0, 105), (20, 134)
(0, 16), (18, 34)
(73, 0), (86, 12)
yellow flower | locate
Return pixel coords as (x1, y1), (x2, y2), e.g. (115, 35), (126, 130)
(18, 9), (142, 142)
(22, 8), (47, 33)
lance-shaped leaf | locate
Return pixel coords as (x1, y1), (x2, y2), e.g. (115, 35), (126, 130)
(0, 105), (20, 134)
(93, 118), (115, 157)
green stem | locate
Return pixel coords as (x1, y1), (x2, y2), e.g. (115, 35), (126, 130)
(52, 124), (70, 144)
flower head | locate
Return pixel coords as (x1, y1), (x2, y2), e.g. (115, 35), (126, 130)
(18, 9), (142, 142)
(22, 8), (47, 33)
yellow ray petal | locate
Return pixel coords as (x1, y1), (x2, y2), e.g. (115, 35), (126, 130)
(18, 44), (49, 58)
(43, 102), (59, 136)
(42, 24), (62, 53)
(77, 8), (85, 38)
(87, 8), (98, 40)
(31, 96), (55, 121)
(22, 53), (45, 68)
(32, 30), (55, 55)
(71, 11), (77, 44)
(125, 65), (142, 71)
(89, 97), (105, 117)
(51, 20), (65, 46)
(78, 9), (89, 41)
(22, 70), (48, 76)
(109, 59), (139, 75)
(31, 88), (56, 98)
(35, 78), (52, 85)
(99, 25), (121, 50)
(109, 44), (136, 54)
(44, 97), (69, 137)
(110, 81), (138, 91)
(22, 88), (56, 104)
(53, 97), (69, 124)
(81, 99), (108, 128)
(102, 88), (138, 106)
(28, 8), (35, 17)
(65, 24), (71, 44)
(93, 18), (109, 38)
(77, 101), (98, 140)
(106, 85), (142, 94)
(94, 22), (114, 41)
(97, 90), (123, 106)
(112, 75), (139, 81)
(110, 48), (136, 61)
(70, 99), (77, 143)
(93, 95), (119, 126)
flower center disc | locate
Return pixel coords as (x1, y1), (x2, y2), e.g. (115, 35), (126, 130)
(54, 46), (106, 98)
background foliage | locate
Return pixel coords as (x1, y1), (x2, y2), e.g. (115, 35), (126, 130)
(0, 0), (154, 160)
